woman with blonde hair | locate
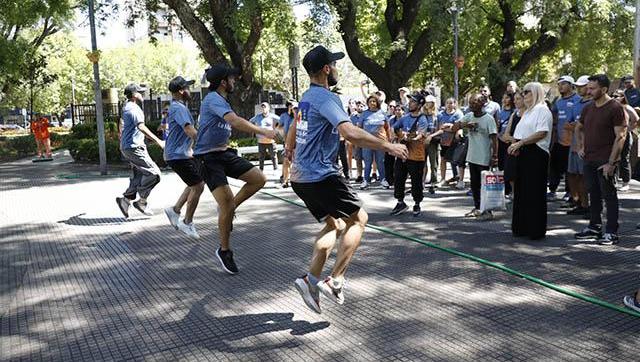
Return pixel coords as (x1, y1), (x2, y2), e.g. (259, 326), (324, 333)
(508, 82), (553, 239)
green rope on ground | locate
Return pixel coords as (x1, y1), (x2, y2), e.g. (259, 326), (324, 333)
(258, 188), (640, 319)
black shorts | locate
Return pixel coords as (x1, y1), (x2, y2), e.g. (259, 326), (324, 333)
(195, 149), (255, 191)
(167, 158), (204, 186)
(292, 175), (362, 222)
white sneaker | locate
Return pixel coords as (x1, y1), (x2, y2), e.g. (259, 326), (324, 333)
(294, 275), (321, 314)
(618, 183), (630, 192)
(164, 207), (180, 229)
(456, 180), (465, 190)
(359, 181), (369, 190)
(316, 276), (345, 305)
(465, 208), (481, 217)
(381, 180), (390, 189)
(177, 219), (200, 238)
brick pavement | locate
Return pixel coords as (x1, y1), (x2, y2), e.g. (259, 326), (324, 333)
(1, 150), (639, 361)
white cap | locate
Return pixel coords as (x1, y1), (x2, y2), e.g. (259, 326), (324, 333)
(557, 75), (575, 84)
(573, 75), (589, 86)
(425, 95), (437, 103)
(398, 87), (410, 93)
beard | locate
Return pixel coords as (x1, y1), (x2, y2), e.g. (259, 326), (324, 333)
(328, 72), (338, 87)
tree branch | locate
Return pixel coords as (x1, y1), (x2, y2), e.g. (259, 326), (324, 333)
(240, 9), (264, 84)
(31, 17), (58, 48)
(162, 0), (227, 65)
(208, 0), (243, 67)
(401, 27), (432, 76)
(384, 0), (399, 39)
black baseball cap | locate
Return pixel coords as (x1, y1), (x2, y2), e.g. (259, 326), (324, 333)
(124, 83), (146, 98)
(407, 92), (426, 105)
(302, 45), (345, 74)
(623, 75), (634, 82)
(168, 76), (195, 92)
(206, 64), (240, 89)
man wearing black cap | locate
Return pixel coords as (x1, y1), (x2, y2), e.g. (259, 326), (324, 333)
(390, 93), (429, 217)
(623, 75), (640, 107)
(116, 83), (165, 218)
(286, 45), (408, 314)
(163, 76), (204, 239)
(193, 64), (277, 275)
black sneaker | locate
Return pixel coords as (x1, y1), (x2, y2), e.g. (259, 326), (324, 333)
(216, 248), (239, 274)
(560, 199), (576, 209)
(355, 176), (363, 183)
(574, 226), (602, 240)
(567, 206), (589, 216)
(279, 176), (284, 184)
(412, 204), (421, 217)
(371, 173), (378, 182)
(390, 201), (408, 216)
(600, 233), (619, 245)
(282, 182), (289, 188)
(133, 200), (153, 216)
(116, 197), (130, 218)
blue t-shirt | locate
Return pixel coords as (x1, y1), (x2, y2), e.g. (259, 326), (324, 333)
(552, 93), (581, 143)
(160, 116), (168, 140)
(350, 113), (361, 127)
(279, 112), (294, 136)
(120, 101), (145, 150)
(164, 100), (195, 161)
(360, 109), (388, 136)
(396, 113), (429, 133)
(250, 113), (278, 143)
(290, 84), (350, 183)
(497, 108), (514, 135)
(437, 109), (464, 144)
(625, 87), (640, 107)
(194, 91), (234, 155)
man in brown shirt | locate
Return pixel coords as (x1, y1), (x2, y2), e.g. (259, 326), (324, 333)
(575, 74), (628, 245)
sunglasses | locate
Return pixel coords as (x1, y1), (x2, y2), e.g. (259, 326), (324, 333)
(522, 90), (532, 95)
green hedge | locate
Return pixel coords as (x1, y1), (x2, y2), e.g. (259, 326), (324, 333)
(70, 122), (118, 140)
(66, 138), (122, 163)
(0, 132), (70, 161)
(229, 137), (258, 148)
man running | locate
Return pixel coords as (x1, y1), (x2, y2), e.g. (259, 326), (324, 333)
(116, 83), (165, 218)
(163, 76), (205, 238)
(286, 45), (408, 313)
(194, 64), (277, 274)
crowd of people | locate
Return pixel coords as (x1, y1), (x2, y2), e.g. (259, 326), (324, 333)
(111, 44), (640, 315)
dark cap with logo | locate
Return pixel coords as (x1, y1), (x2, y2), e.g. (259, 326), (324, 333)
(206, 64), (240, 89)
(302, 45), (345, 74)
(623, 75), (634, 82)
(407, 92), (426, 105)
(168, 76), (195, 93)
(124, 83), (146, 98)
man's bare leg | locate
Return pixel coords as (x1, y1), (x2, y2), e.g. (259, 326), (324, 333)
(576, 175), (589, 208)
(233, 167), (267, 210)
(173, 187), (191, 214)
(212, 185), (235, 250)
(183, 182), (205, 224)
(331, 209), (367, 280)
(309, 217), (343, 279)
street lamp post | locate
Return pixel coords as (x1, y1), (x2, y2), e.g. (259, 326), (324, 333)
(88, 0), (107, 175)
(450, 3), (460, 101)
(634, 0), (640, 84)
(289, 45), (300, 100)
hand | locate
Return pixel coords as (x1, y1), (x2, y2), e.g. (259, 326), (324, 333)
(598, 163), (616, 179)
(263, 129), (277, 140)
(466, 122), (478, 131)
(424, 135), (432, 144)
(387, 143), (408, 160)
(577, 146), (585, 158)
(507, 141), (522, 155)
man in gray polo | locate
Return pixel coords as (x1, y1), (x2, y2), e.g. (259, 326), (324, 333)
(116, 83), (165, 218)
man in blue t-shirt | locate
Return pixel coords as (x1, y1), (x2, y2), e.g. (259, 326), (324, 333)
(286, 45), (408, 314)
(116, 83), (165, 218)
(162, 76), (205, 239)
(193, 64), (277, 275)
(623, 75), (640, 107)
(277, 100), (298, 187)
(549, 75), (582, 201)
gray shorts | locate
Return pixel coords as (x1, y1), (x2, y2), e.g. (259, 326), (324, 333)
(567, 151), (584, 175)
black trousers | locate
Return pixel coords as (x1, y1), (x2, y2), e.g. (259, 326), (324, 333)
(584, 160), (619, 233)
(498, 140), (512, 195)
(384, 153), (396, 184)
(549, 143), (570, 193)
(469, 163), (490, 210)
(258, 143), (277, 170)
(337, 140), (349, 178)
(512, 144), (549, 239)
(394, 159), (425, 203)
(619, 131), (632, 183)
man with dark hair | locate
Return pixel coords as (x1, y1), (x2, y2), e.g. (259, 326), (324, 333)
(193, 64), (277, 274)
(163, 76), (205, 239)
(575, 74), (628, 245)
(116, 83), (165, 218)
(287, 45), (407, 313)
(250, 102), (279, 171)
(278, 100), (297, 187)
(623, 75), (640, 107)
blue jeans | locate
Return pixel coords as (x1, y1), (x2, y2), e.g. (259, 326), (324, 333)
(363, 148), (385, 182)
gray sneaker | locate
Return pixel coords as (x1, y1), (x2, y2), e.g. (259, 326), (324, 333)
(623, 295), (640, 313)
(116, 197), (130, 218)
(316, 276), (345, 305)
(600, 233), (619, 245)
(133, 200), (153, 216)
(294, 275), (321, 314)
(164, 207), (180, 229)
